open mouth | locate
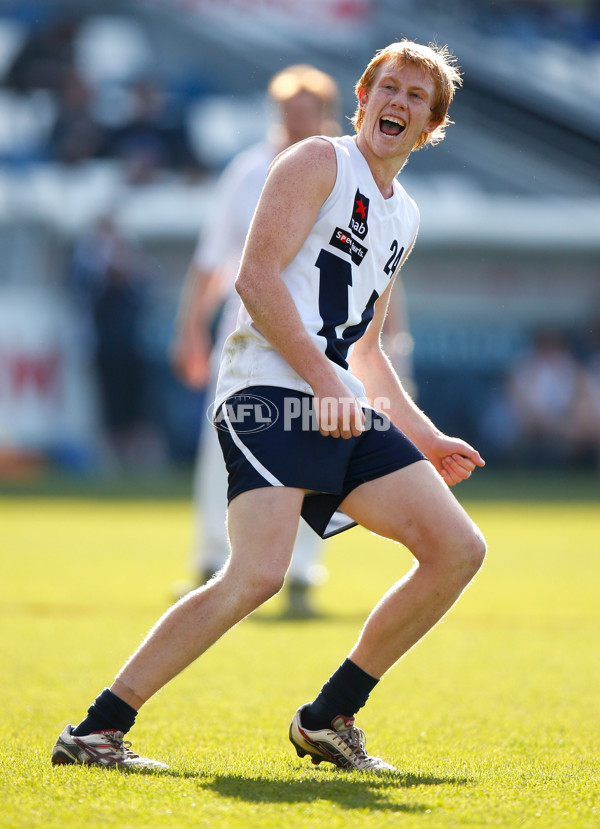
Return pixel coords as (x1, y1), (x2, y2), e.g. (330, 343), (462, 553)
(379, 117), (405, 137)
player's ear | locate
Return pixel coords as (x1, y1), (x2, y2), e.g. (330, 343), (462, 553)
(423, 118), (442, 135)
(358, 88), (369, 110)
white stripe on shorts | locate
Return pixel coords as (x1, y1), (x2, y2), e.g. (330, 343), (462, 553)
(222, 404), (283, 487)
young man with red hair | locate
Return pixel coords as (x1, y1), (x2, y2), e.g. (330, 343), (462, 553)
(53, 40), (485, 772)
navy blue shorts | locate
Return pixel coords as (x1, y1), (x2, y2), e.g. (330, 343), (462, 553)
(215, 385), (426, 538)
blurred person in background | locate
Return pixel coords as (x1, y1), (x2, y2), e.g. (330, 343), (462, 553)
(572, 314), (600, 468)
(48, 69), (108, 164)
(4, 16), (79, 93)
(69, 217), (163, 470)
(505, 327), (588, 467)
(103, 78), (202, 185)
(169, 64), (342, 616)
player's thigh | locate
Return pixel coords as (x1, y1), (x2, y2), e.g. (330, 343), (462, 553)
(340, 460), (482, 565)
(226, 485), (305, 577)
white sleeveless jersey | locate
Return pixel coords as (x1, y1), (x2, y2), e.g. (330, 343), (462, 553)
(214, 134), (419, 408)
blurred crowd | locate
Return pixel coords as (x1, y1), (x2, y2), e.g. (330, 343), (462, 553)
(0, 13), (207, 183)
(428, 0), (600, 45)
(2, 3), (599, 177)
(484, 0), (600, 45)
(480, 320), (600, 470)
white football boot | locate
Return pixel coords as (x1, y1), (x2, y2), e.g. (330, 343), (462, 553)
(289, 705), (396, 771)
(52, 724), (168, 770)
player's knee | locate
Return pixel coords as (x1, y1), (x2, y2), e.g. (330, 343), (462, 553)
(454, 524), (486, 582)
(244, 568), (286, 605)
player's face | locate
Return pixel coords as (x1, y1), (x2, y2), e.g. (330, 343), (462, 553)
(357, 60), (439, 160)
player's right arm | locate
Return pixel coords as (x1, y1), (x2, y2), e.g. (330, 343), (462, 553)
(235, 137), (364, 438)
(171, 153), (247, 389)
(170, 260), (225, 388)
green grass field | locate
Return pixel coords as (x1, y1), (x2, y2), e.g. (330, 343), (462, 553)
(1, 483), (599, 828)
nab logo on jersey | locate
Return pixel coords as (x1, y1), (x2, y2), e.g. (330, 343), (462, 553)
(349, 189), (369, 240)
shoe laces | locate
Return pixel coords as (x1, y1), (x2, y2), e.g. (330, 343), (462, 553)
(333, 719), (369, 761)
(102, 730), (140, 760)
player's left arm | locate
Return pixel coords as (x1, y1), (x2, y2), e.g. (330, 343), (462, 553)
(349, 277), (484, 486)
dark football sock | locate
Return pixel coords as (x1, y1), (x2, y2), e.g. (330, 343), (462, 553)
(71, 688), (138, 736)
(300, 658), (379, 730)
